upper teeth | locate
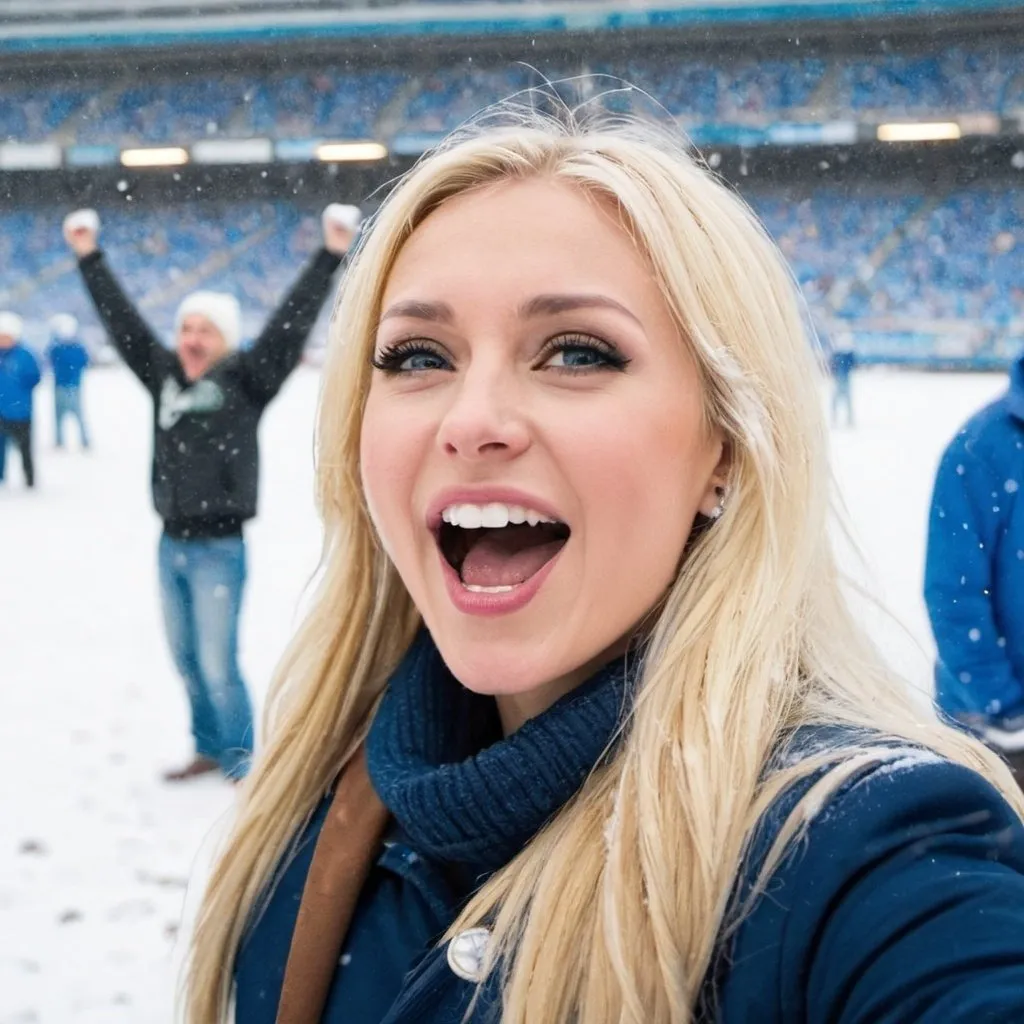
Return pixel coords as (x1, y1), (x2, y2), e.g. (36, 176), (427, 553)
(441, 503), (557, 529)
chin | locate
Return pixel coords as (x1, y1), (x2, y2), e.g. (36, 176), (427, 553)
(427, 624), (575, 698)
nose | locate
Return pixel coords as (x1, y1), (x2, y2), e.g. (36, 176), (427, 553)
(436, 366), (530, 463)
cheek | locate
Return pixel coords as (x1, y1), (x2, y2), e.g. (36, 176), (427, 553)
(564, 394), (706, 592)
(359, 397), (427, 562)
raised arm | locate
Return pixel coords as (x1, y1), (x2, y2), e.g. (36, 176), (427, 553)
(63, 210), (170, 393)
(237, 205), (357, 406)
(925, 432), (1023, 718)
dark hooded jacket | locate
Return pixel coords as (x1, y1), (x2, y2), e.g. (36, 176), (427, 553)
(77, 248), (342, 538)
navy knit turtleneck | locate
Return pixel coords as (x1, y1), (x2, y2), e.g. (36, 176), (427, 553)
(366, 630), (635, 876)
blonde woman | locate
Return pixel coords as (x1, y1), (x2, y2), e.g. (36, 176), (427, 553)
(186, 110), (1024, 1024)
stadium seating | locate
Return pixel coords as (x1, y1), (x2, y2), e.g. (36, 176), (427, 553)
(834, 47), (1024, 115)
(598, 57), (827, 121)
(3, 44), (1022, 146)
(0, 85), (89, 143)
(2, 182), (1019, 362)
(0, 43), (1021, 364)
(843, 189), (1024, 325)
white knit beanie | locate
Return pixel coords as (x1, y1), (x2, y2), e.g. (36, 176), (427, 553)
(175, 291), (242, 350)
(0, 311), (24, 340)
(49, 313), (79, 341)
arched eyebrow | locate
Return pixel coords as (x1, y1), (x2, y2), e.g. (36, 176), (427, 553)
(519, 294), (643, 327)
(377, 294), (642, 328)
(378, 300), (455, 325)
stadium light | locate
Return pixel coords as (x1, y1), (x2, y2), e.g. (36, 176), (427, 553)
(120, 147), (190, 168)
(876, 122), (962, 143)
(316, 142), (388, 163)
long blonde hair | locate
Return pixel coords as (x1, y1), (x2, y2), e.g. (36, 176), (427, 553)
(185, 107), (1023, 1023)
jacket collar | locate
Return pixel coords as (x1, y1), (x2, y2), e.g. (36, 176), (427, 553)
(366, 630), (635, 877)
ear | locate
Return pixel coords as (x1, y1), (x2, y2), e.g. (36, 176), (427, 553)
(697, 440), (732, 519)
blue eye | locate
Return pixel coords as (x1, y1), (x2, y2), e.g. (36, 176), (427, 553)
(399, 351), (448, 372)
(540, 335), (630, 373)
(545, 346), (609, 369)
(372, 342), (451, 375)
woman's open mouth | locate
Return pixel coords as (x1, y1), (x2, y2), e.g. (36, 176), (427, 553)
(436, 502), (571, 594)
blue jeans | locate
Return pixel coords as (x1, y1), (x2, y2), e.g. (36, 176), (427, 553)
(832, 376), (854, 428)
(157, 533), (254, 778)
(55, 385), (89, 448)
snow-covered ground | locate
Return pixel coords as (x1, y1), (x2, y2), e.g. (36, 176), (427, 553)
(0, 365), (1010, 1022)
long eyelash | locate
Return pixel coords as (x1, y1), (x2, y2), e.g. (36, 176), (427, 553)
(543, 333), (631, 370)
(370, 339), (446, 373)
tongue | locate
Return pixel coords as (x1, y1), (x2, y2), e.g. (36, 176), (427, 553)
(460, 526), (566, 588)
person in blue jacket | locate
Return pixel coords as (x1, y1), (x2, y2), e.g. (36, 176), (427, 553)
(829, 331), (858, 428)
(0, 311), (41, 489)
(186, 112), (1024, 1024)
(925, 354), (1024, 778)
(46, 313), (91, 450)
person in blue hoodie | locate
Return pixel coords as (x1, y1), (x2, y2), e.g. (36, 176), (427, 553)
(186, 114), (1024, 1024)
(925, 353), (1024, 778)
(46, 313), (90, 450)
(0, 311), (41, 489)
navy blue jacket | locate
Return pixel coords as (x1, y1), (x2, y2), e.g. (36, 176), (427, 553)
(925, 356), (1024, 722)
(236, 752), (1024, 1024)
(0, 343), (41, 421)
(47, 339), (89, 389)
(235, 637), (1024, 1023)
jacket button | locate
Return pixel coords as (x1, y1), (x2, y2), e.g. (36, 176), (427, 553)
(446, 927), (490, 983)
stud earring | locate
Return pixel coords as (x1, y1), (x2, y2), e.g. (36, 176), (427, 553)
(709, 486), (727, 520)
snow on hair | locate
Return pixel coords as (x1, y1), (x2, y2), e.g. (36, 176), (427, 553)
(185, 100), (1022, 1024)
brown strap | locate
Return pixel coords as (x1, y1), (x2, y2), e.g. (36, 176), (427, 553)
(276, 745), (390, 1024)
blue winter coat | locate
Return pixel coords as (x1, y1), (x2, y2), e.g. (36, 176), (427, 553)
(235, 744), (1024, 1023)
(47, 340), (89, 389)
(925, 355), (1024, 722)
(0, 344), (41, 421)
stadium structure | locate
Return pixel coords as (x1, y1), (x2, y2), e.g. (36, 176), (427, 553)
(0, 0), (1021, 367)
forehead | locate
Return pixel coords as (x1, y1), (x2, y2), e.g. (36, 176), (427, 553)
(382, 178), (654, 306)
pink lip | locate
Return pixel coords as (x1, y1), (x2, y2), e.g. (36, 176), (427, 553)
(438, 544), (565, 617)
(425, 486), (567, 531)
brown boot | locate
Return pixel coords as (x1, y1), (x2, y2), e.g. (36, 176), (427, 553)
(162, 756), (220, 783)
